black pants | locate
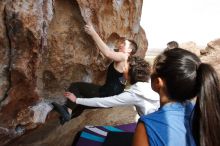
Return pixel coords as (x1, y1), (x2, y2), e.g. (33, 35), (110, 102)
(66, 82), (103, 118)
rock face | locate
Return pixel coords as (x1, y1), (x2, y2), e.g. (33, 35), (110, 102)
(0, 0), (147, 145)
(201, 38), (220, 74)
(180, 41), (201, 56)
(0, 1), (10, 104)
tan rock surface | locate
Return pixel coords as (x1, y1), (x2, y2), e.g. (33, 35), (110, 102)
(201, 38), (220, 75)
(0, 0), (147, 145)
(7, 106), (138, 146)
(0, 1), (10, 103)
(180, 41), (202, 56)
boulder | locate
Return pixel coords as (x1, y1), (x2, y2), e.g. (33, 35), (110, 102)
(0, 0), (147, 145)
(201, 38), (220, 74)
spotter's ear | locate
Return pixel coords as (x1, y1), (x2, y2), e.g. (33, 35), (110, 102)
(152, 76), (165, 93)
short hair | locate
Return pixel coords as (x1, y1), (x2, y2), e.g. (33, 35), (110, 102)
(127, 39), (138, 55)
(166, 41), (179, 50)
(128, 56), (151, 84)
(120, 37), (138, 55)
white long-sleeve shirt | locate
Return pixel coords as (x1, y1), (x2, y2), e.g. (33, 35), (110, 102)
(76, 82), (160, 115)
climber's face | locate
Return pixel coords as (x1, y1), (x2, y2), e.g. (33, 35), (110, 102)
(118, 40), (131, 54)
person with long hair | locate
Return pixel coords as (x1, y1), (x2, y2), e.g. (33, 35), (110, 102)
(132, 48), (220, 146)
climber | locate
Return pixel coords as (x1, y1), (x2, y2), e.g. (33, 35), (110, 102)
(52, 19), (138, 125)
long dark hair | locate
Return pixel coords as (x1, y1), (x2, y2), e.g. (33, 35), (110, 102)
(192, 63), (220, 146)
(153, 48), (220, 146)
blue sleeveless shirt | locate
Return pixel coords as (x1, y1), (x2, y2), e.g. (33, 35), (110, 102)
(139, 101), (196, 146)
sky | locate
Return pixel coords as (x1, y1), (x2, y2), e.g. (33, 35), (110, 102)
(140, 0), (220, 52)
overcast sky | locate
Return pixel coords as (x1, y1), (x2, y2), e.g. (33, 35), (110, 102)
(141, 0), (220, 52)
